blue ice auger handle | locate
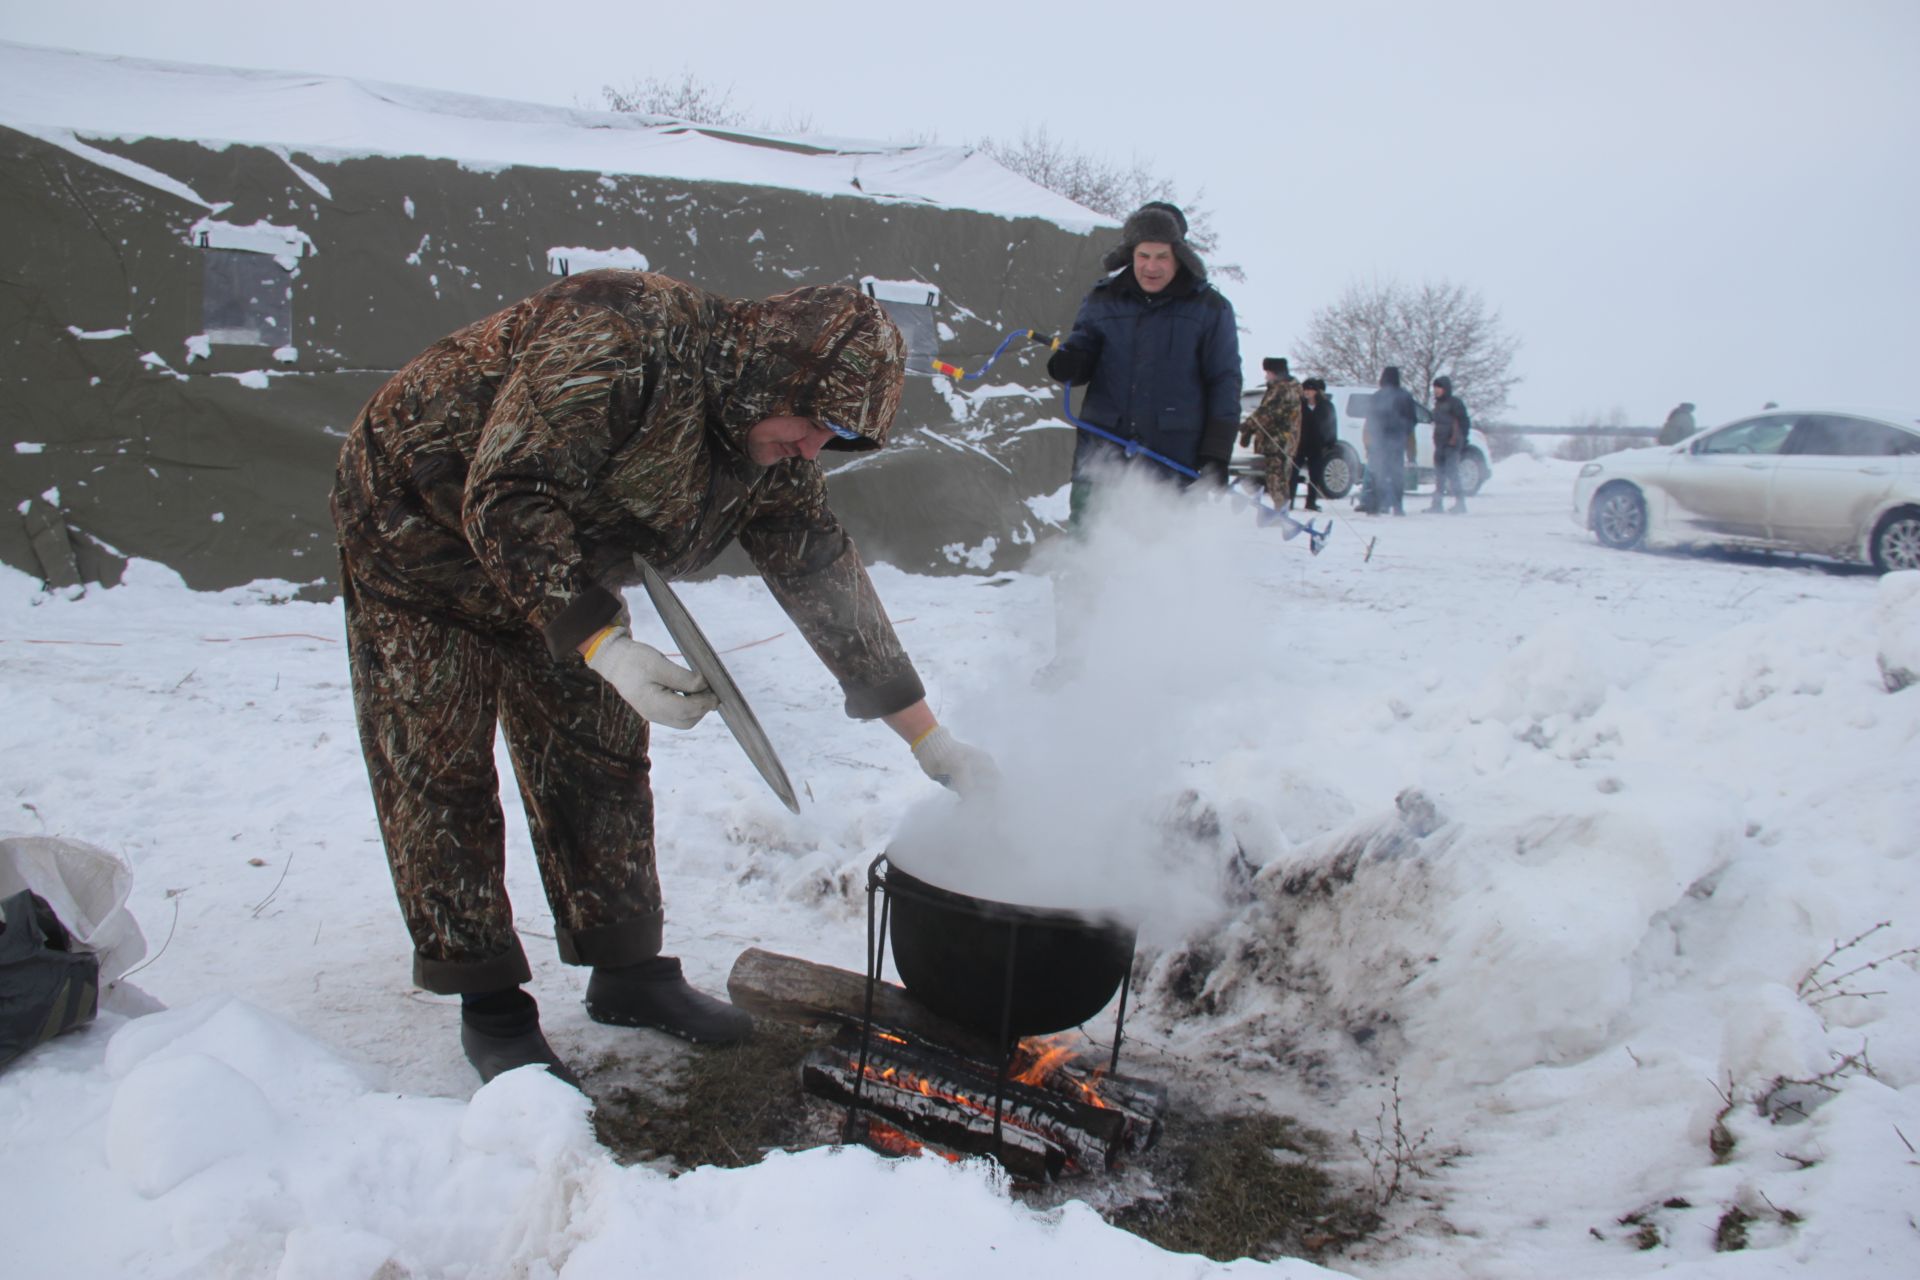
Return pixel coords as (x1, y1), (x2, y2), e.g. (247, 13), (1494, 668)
(1057, 384), (1330, 554)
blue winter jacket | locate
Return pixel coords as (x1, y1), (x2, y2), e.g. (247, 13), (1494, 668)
(1058, 269), (1242, 473)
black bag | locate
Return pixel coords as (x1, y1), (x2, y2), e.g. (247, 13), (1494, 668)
(0, 888), (100, 1071)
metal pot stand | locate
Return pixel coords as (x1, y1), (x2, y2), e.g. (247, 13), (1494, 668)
(843, 853), (1139, 1167)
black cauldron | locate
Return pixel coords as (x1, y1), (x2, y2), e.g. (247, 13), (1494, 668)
(883, 861), (1136, 1043)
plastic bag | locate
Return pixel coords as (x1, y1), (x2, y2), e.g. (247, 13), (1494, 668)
(0, 835), (146, 981)
(1, 888), (100, 1070)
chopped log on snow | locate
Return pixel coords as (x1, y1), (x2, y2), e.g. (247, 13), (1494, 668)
(801, 1024), (1128, 1178)
(726, 946), (999, 1059)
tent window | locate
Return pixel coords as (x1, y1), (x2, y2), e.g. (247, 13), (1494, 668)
(860, 278), (940, 376)
(201, 249), (293, 347)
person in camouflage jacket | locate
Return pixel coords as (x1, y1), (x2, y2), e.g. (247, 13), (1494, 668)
(332, 270), (993, 1085)
(1238, 357), (1303, 504)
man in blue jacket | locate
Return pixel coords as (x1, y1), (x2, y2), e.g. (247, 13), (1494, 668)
(1046, 202), (1242, 525)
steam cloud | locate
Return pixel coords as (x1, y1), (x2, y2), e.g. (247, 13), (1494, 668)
(888, 471), (1278, 940)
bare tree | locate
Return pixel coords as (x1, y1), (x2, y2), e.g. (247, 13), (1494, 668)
(975, 125), (1241, 282)
(1298, 278), (1521, 418)
(1555, 406), (1638, 462)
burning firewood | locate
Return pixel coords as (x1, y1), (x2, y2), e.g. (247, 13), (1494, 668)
(732, 947), (1165, 1178)
(801, 1023), (1165, 1179)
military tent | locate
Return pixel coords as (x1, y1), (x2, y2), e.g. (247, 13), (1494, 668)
(0, 41), (1112, 593)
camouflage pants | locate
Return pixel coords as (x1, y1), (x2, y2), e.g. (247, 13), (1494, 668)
(341, 564), (662, 994)
(1259, 447), (1293, 503)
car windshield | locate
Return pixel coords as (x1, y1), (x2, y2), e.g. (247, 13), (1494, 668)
(1695, 415), (1793, 456)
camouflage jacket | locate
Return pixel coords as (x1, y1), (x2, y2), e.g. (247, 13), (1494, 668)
(1237, 377), (1302, 460)
(331, 270), (923, 719)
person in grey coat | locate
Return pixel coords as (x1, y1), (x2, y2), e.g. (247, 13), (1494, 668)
(1359, 366), (1417, 515)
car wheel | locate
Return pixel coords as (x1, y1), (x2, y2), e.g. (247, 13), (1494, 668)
(1317, 444), (1359, 500)
(1871, 506), (1920, 573)
(1459, 447), (1490, 496)
(1591, 482), (1647, 551)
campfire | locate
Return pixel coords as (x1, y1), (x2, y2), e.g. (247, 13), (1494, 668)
(727, 855), (1167, 1181)
(801, 1024), (1165, 1180)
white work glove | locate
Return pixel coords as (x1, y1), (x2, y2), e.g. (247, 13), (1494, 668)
(911, 726), (1000, 795)
(582, 626), (719, 730)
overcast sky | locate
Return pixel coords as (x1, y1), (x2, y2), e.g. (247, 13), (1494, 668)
(4, 0), (1915, 424)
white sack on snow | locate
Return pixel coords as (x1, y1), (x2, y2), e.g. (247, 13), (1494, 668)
(0, 834), (146, 979)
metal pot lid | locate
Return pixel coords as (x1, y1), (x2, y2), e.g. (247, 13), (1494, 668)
(634, 556), (800, 814)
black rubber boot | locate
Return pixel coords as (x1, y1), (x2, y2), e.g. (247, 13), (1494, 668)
(459, 989), (583, 1089)
(585, 956), (754, 1045)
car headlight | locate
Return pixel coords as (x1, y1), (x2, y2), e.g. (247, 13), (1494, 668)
(1579, 463), (1603, 478)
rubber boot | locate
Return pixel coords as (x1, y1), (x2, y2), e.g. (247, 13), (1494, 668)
(1451, 501), (1468, 514)
(460, 989), (583, 1089)
(585, 956), (753, 1045)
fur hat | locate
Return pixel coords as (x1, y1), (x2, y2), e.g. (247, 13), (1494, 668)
(1100, 202), (1206, 281)
(1262, 357), (1290, 377)
(1137, 200), (1188, 236)
(1302, 377), (1326, 392)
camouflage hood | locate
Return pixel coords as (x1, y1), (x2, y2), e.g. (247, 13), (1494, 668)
(716, 285), (907, 456)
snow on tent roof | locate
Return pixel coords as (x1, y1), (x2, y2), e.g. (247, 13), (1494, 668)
(0, 40), (1108, 231)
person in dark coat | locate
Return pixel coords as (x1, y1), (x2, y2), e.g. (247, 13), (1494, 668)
(1657, 402), (1698, 446)
(1295, 378), (1337, 511)
(1360, 366), (1417, 515)
(1427, 375), (1471, 513)
(1046, 202), (1242, 524)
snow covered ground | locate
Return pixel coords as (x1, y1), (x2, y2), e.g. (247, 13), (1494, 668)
(4, 455), (1918, 1278)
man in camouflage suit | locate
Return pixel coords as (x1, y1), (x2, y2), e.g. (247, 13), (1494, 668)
(1238, 357), (1303, 506)
(332, 270), (994, 1087)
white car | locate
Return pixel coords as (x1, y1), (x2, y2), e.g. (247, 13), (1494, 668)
(1571, 406), (1920, 572)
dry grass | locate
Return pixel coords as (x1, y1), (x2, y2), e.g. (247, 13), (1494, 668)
(1109, 1113), (1380, 1263)
(591, 1020), (836, 1170)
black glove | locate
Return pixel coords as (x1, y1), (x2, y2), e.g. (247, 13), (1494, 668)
(1047, 346), (1094, 385)
(1199, 419), (1240, 468)
(1195, 458), (1231, 488)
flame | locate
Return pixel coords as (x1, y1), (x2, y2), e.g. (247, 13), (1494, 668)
(1011, 1033), (1112, 1110)
(864, 1119), (960, 1163)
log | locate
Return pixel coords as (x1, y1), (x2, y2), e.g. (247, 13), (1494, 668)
(726, 947), (999, 1059)
(1031, 1058), (1167, 1155)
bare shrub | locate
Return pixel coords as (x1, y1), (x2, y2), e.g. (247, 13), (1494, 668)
(1797, 921), (1920, 1006)
(600, 71), (812, 133)
(1350, 1076), (1437, 1207)
(975, 126), (1241, 281)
